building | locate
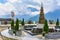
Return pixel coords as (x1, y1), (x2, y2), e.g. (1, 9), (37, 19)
(39, 3), (45, 24)
(0, 18), (11, 24)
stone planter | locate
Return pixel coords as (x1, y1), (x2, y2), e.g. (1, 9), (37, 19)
(42, 36), (45, 40)
(9, 30), (22, 37)
(21, 26), (24, 30)
(15, 30), (22, 36)
(8, 28), (15, 35)
(42, 31), (45, 37)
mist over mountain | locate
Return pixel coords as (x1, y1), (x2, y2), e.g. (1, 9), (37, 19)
(29, 9), (60, 22)
(0, 14), (31, 21)
(1, 9), (60, 22)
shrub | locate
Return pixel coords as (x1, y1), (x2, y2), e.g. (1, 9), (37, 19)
(21, 18), (25, 26)
(43, 20), (49, 33)
(56, 19), (59, 26)
(15, 18), (19, 31)
(13, 30), (16, 34)
(42, 31), (45, 36)
(11, 20), (14, 29)
(28, 20), (33, 24)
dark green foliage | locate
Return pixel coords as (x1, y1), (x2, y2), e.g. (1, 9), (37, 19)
(43, 20), (49, 33)
(42, 32), (45, 36)
(56, 19), (59, 26)
(28, 20), (33, 24)
(21, 18), (25, 26)
(15, 18), (19, 31)
(11, 20), (14, 29)
(13, 30), (16, 34)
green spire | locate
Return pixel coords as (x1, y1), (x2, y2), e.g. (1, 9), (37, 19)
(56, 19), (59, 26)
(15, 18), (19, 31)
(11, 20), (14, 29)
(43, 20), (49, 33)
(21, 18), (25, 26)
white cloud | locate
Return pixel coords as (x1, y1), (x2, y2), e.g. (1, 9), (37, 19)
(56, 0), (60, 6)
(7, 0), (22, 3)
(0, 0), (60, 17)
(4, 2), (15, 12)
(30, 11), (39, 16)
(7, 0), (17, 3)
(27, 5), (40, 10)
(0, 2), (15, 16)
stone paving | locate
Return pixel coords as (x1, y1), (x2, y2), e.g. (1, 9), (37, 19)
(0, 29), (4, 40)
(0, 24), (60, 40)
(0, 26), (8, 40)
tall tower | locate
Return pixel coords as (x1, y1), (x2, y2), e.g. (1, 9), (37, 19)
(39, 3), (45, 24)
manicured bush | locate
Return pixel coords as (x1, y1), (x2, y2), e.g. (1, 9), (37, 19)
(11, 20), (14, 29)
(56, 19), (59, 26)
(15, 18), (19, 31)
(13, 30), (16, 34)
(21, 18), (25, 26)
(43, 20), (49, 33)
(28, 20), (33, 24)
(42, 31), (45, 36)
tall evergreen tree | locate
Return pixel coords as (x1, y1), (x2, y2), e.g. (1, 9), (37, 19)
(11, 20), (14, 29)
(15, 18), (19, 31)
(21, 18), (25, 26)
(43, 20), (49, 33)
(56, 19), (59, 26)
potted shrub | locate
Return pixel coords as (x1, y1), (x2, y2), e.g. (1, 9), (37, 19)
(13, 30), (16, 35)
(42, 31), (45, 39)
(42, 31), (45, 37)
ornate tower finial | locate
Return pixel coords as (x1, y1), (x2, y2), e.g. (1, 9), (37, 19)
(41, 2), (43, 7)
(39, 3), (45, 24)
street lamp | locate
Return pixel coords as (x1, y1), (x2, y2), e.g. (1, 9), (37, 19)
(11, 11), (15, 20)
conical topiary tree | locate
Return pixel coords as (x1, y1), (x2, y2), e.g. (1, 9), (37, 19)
(28, 20), (33, 24)
(11, 20), (14, 30)
(21, 18), (25, 26)
(15, 18), (19, 31)
(56, 19), (59, 26)
(21, 18), (25, 30)
(43, 20), (49, 33)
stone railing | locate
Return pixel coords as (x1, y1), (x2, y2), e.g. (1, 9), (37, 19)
(1, 29), (22, 40)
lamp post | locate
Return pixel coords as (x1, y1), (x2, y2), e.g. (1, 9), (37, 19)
(11, 11), (15, 20)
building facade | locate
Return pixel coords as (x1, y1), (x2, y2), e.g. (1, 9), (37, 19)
(0, 18), (11, 24)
